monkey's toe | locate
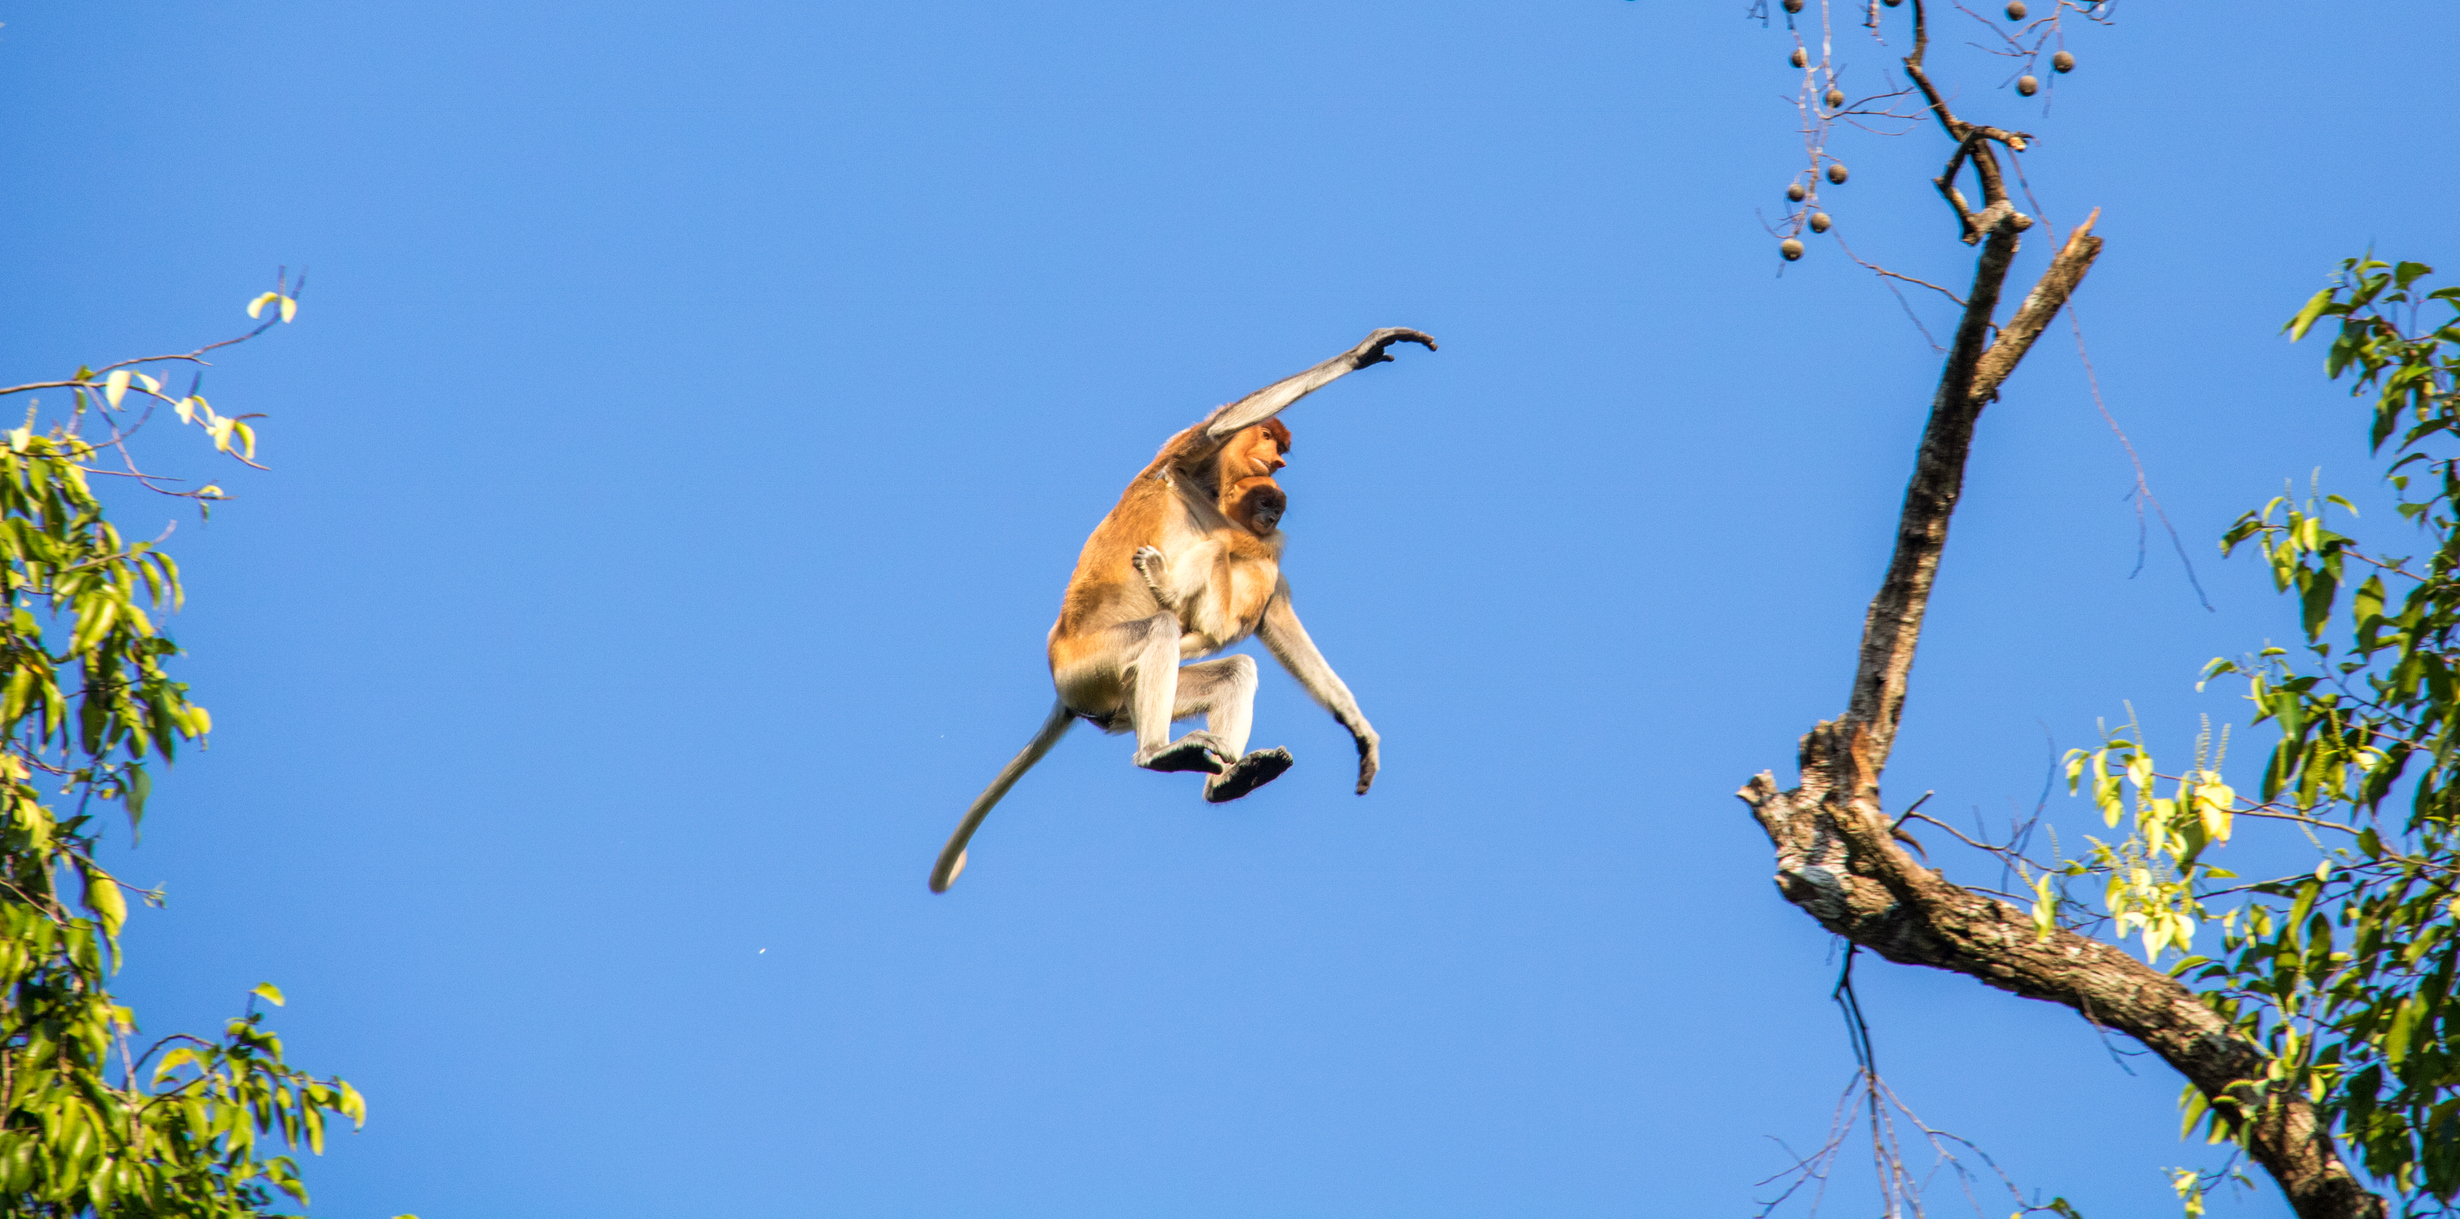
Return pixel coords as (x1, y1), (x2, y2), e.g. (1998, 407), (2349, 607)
(1204, 748), (1293, 803)
(1136, 736), (1229, 775)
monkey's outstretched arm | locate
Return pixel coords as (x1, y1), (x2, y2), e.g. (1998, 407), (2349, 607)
(1256, 580), (1380, 794)
(931, 700), (1076, 893)
(1201, 328), (1437, 441)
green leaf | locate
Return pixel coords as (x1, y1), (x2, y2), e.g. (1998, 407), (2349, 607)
(79, 862), (126, 937)
(2384, 994), (2422, 1065)
(2287, 287), (2338, 341)
(253, 982), (287, 1007)
(2352, 574), (2385, 628)
(2299, 567), (2337, 640)
(121, 761), (150, 828)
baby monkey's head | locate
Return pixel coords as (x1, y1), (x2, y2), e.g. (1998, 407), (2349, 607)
(1218, 419), (1291, 535)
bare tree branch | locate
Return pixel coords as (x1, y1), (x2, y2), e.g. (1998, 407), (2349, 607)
(1739, 199), (2385, 1219)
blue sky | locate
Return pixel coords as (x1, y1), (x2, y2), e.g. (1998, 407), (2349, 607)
(4, 2), (2456, 1216)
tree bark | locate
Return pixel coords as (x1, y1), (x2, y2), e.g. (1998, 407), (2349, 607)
(1738, 209), (2387, 1219)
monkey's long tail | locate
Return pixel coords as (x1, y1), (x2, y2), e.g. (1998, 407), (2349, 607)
(930, 700), (1077, 893)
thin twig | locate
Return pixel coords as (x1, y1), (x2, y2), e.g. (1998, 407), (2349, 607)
(2232, 807), (2362, 835)
(1900, 809), (2057, 870)
(1829, 231), (1959, 354)
(2069, 304), (2213, 610)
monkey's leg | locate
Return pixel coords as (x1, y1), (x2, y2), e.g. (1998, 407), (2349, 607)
(1172, 655), (1294, 803)
(1170, 656), (1257, 759)
(930, 700), (1076, 893)
(1124, 613), (1229, 774)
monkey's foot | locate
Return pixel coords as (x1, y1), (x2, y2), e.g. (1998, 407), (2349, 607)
(1135, 733), (1230, 775)
(1204, 747), (1293, 803)
(1132, 546), (1179, 610)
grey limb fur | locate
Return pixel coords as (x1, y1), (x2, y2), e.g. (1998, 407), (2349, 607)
(930, 701), (1076, 893)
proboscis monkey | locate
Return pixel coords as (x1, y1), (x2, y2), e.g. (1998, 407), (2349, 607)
(929, 328), (1438, 893)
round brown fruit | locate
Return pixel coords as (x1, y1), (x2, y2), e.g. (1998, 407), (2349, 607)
(1825, 87), (1844, 108)
(1808, 213), (1831, 233)
(1883, 0), (1901, 6)
(2005, 0), (2026, 18)
(1787, 183), (1807, 202)
(1826, 162), (1849, 184)
(2016, 74), (2038, 96)
(1791, 47), (1807, 68)
(2052, 50), (2075, 73)
(1782, 0), (1802, 12)
(1781, 238), (1805, 261)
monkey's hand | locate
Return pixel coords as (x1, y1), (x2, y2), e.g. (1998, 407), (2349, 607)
(1351, 727), (1381, 794)
(1346, 328), (1438, 370)
(1132, 545), (1180, 611)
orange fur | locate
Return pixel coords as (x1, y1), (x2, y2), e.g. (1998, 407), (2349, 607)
(931, 328), (1431, 892)
(1047, 420), (1292, 716)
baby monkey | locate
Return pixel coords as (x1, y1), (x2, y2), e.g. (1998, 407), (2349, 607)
(930, 328), (1436, 892)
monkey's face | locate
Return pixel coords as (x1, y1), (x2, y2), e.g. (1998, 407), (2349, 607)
(1220, 424), (1289, 483)
(1226, 477), (1286, 534)
(1216, 422), (1291, 534)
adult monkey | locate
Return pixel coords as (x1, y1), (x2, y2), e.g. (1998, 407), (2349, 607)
(929, 328), (1437, 893)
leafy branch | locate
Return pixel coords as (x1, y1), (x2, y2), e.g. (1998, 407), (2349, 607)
(0, 279), (392, 1218)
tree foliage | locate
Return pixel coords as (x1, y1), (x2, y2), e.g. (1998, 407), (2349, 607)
(2057, 258), (2460, 1212)
(0, 289), (382, 1217)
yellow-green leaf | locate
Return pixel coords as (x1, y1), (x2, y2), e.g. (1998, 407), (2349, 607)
(2287, 287), (2337, 341)
(80, 863), (126, 937)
